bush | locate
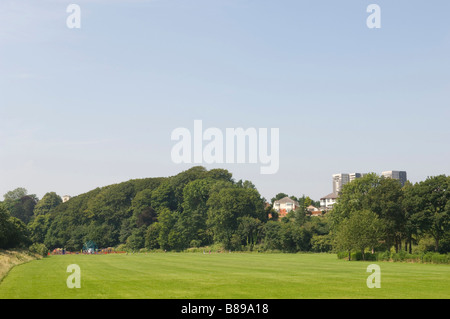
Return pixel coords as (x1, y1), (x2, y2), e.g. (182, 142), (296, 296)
(376, 251), (391, 261)
(29, 243), (49, 257)
(424, 252), (450, 264)
(189, 239), (202, 248)
(350, 251), (363, 261)
(337, 251), (348, 259)
(391, 250), (407, 262)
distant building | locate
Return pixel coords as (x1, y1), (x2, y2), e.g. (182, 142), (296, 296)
(381, 171), (407, 186)
(273, 197), (300, 218)
(320, 170), (407, 212)
(332, 173), (350, 194)
(349, 172), (366, 182)
(320, 192), (338, 210)
(307, 205), (323, 216)
(62, 195), (71, 203)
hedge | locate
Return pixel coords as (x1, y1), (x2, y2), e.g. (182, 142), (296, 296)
(337, 251), (450, 264)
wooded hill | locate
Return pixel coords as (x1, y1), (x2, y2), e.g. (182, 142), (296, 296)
(29, 166), (317, 252)
(2, 167), (449, 258)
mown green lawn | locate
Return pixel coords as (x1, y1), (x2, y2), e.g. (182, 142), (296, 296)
(0, 253), (448, 299)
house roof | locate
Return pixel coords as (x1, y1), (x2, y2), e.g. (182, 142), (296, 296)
(274, 196), (299, 205)
(320, 192), (338, 200)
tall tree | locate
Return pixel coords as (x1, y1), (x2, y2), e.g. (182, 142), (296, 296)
(334, 210), (385, 260)
(207, 187), (265, 249)
(9, 195), (38, 225)
(331, 173), (406, 252)
(34, 192), (62, 216)
(3, 187), (28, 202)
(413, 175), (450, 252)
(0, 204), (30, 249)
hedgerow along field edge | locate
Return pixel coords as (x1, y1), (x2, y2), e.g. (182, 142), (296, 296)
(0, 253), (449, 299)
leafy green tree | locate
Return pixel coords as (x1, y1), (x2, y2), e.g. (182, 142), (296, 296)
(34, 192), (62, 216)
(3, 187), (28, 202)
(168, 166), (209, 211)
(131, 189), (157, 227)
(236, 216), (263, 249)
(207, 187), (265, 249)
(205, 168), (233, 183)
(9, 195), (38, 225)
(285, 206), (308, 226)
(126, 226), (147, 250)
(412, 175), (450, 252)
(366, 177), (405, 251)
(145, 222), (161, 249)
(151, 181), (177, 212)
(331, 173), (406, 252)
(402, 181), (427, 253)
(263, 221), (282, 250)
(180, 179), (215, 246)
(157, 208), (178, 250)
(28, 214), (51, 243)
(279, 222), (311, 253)
(334, 210), (385, 260)
(0, 204), (30, 249)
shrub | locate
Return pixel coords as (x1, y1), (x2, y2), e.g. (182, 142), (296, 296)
(337, 251), (348, 259)
(431, 253), (449, 264)
(351, 251), (363, 261)
(376, 251), (390, 261)
(189, 239), (202, 248)
(364, 253), (377, 261)
(391, 250), (407, 262)
(29, 243), (49, 257)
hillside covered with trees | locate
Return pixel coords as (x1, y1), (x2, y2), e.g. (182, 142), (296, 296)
(1, 167), (449, 260)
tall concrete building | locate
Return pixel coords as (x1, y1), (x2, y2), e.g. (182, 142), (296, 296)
(349, 173), (364, 182)
(381, 171), (407, 186)
(332, 173), (350, 194)
(332, 173), (367, 194)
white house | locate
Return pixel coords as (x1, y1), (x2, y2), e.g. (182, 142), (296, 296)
(273, 197), (300, 218)
(320, 193), (338, 210)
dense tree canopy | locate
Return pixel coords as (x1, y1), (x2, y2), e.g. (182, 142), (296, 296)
(331, 174), (450, 256)
(1, 168), (448, 257)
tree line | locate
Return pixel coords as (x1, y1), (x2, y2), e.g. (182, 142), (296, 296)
(0, 167), (449, 257)
(331, 173), (450, 258)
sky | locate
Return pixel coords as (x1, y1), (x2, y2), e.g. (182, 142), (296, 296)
(1, 0), (449, 202)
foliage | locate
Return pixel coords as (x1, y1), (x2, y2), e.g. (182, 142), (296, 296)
(2, 168), (449, 257)
(34, 192), (62, 216)
(0, 204), (31, 249)
(331, 174), (450, 255)
(29, 243), (49, 257)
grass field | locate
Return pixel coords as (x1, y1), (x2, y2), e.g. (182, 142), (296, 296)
(0, 252), (449, 299)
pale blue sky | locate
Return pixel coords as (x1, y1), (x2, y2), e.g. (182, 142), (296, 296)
(1, 0), (449, 201)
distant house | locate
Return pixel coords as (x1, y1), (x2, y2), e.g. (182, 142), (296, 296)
(320, 193), (338, 211)
(306, 205), (319, 212)
(62, 195), (72, 203)
(273, 197), (300, 219)
(306, 205), (323, 217)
